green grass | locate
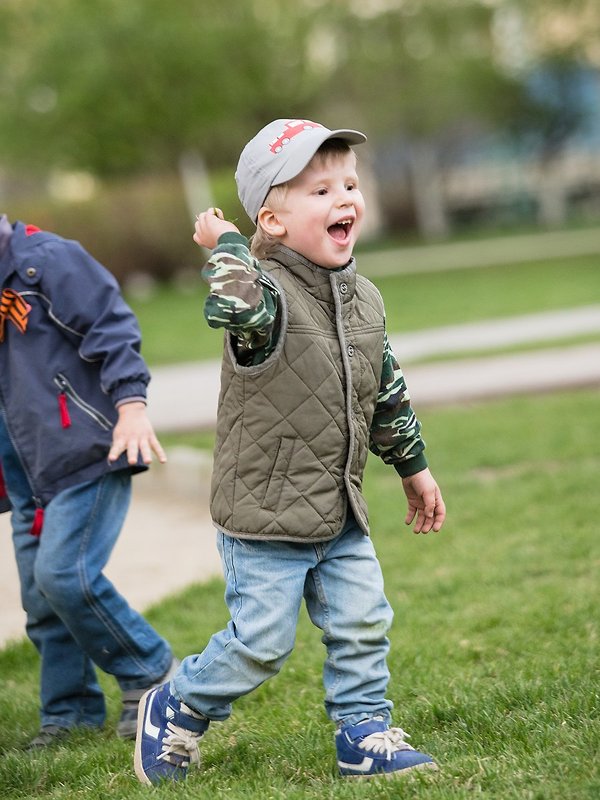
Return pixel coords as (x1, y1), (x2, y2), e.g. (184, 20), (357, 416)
(374, 254), (599, 334)
(352, 216), (600, 253)
(128, 253), (600, 365)
(1, 388), (599, 798)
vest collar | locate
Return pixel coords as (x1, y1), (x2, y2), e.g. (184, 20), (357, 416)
(268, 245), (357, 306)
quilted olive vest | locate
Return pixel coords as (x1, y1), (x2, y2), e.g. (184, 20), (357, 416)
(210, 246), (385, 542)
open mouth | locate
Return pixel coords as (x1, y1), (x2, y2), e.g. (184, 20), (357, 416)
(327, 218), (353, 243)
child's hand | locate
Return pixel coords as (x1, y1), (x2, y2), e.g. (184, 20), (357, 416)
(108, 401), (167, 466)
(193, 208), (239, 250)
(402, 467), (446, 534)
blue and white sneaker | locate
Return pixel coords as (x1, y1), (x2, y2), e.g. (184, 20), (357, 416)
(336, 718), (437, 778)
(134, 683), (209, 785)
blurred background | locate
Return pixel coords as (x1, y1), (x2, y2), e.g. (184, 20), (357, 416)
(1, 0), (600, 288)
(2, 6), (600, 728)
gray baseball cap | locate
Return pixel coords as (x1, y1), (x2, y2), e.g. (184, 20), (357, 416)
(235, 118), (367, 223)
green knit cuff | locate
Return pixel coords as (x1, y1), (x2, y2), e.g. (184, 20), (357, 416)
(393, 452), (428, 478)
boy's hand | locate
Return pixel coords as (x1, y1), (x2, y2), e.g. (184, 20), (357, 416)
(108, 401), (167, 466)
(402, 467), (446, 534)
(193, 207), (239, 250)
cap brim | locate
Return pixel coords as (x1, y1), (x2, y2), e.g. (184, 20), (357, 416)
(272, 128), (367, 187)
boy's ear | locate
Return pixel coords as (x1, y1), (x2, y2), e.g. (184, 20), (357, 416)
(257, 206), (286, 238)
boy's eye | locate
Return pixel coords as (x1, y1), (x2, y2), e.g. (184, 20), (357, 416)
(316, 188), (328, 196)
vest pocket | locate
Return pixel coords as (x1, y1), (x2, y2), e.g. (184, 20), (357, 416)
(262, 436), (296, 511)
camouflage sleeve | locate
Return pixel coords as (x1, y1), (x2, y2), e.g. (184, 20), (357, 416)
(369, 331), (428, 477)
(201, 232), (279, 362)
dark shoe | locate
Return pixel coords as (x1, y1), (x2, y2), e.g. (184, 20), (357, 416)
(117, 657), (180, 739)
(27, 725), (70, 750)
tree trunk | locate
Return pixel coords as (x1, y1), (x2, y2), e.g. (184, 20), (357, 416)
(178, 151), (213, 223)
(537, 155), (568, 228)
(407, 140), (449, 239)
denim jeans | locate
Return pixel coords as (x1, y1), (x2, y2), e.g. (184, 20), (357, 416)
(0, 411), (172, 729)
(173, 507), (394, 727)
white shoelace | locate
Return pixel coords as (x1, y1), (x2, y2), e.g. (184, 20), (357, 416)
(157, 721), (202, 767)
(358, 727), (415, 761)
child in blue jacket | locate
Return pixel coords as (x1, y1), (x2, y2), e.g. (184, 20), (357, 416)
(0, 214), (177, 747)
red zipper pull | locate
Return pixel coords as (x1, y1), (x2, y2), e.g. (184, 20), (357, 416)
(30, 507), (44, 537)
(58, 392), (72, 428)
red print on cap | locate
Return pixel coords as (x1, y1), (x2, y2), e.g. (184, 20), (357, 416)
(269, 120), (323, 154)
(25, 224), (42, 236)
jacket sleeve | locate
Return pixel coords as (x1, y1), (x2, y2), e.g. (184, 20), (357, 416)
(369, 331), (428, 477)
(201, 232), (280, 363)
(34, 239), (150, 405)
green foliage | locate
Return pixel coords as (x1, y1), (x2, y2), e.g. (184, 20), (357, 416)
(0, 0), (322, 176)
(0, 389), (598, 798)
(372, 253), (600, 333)
(317, 0), (524, 139)
(9, 173), (198, 283)
(1, 0), (591, 180)
(2, 1), (595, 248)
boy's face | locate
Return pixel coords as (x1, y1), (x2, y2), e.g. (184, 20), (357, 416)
(273, 150), (365, 269)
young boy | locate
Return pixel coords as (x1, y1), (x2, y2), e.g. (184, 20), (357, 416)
(0, 215), (178, 747)
(135, 119), (446, 784)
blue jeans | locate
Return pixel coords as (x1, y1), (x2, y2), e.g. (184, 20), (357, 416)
(0, 411), (172, 729)
(173, 508), (394, 726)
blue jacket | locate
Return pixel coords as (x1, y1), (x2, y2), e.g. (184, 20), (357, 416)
(0, 216), (149, 512)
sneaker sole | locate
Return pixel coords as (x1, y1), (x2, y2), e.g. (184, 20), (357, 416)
(133, 688), (154, 786)
(340, 760), (438, 779)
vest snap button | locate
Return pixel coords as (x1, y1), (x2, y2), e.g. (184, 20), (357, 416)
(347, 344), (355, 357)
(340, 282), (348, 294)
(26, 267), (37, 277)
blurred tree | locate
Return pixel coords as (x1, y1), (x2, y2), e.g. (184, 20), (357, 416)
(308, 0), (534, 238)
(526, 0), (600, 67)
(0, 0), (322, 175)
(1, 0), (596, 244)
(492, 2), (595, 226)
(517, 56), (589, 226)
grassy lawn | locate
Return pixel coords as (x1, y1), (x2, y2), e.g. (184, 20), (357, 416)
(128, 253), (600, 365)
(374, 254), (599, 333)
(1, 388), (598, 799)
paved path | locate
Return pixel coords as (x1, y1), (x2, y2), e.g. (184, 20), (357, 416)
(1, 308), (599, 646)
(145, 306), (600, 433)
(392, 305), (600, 362)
